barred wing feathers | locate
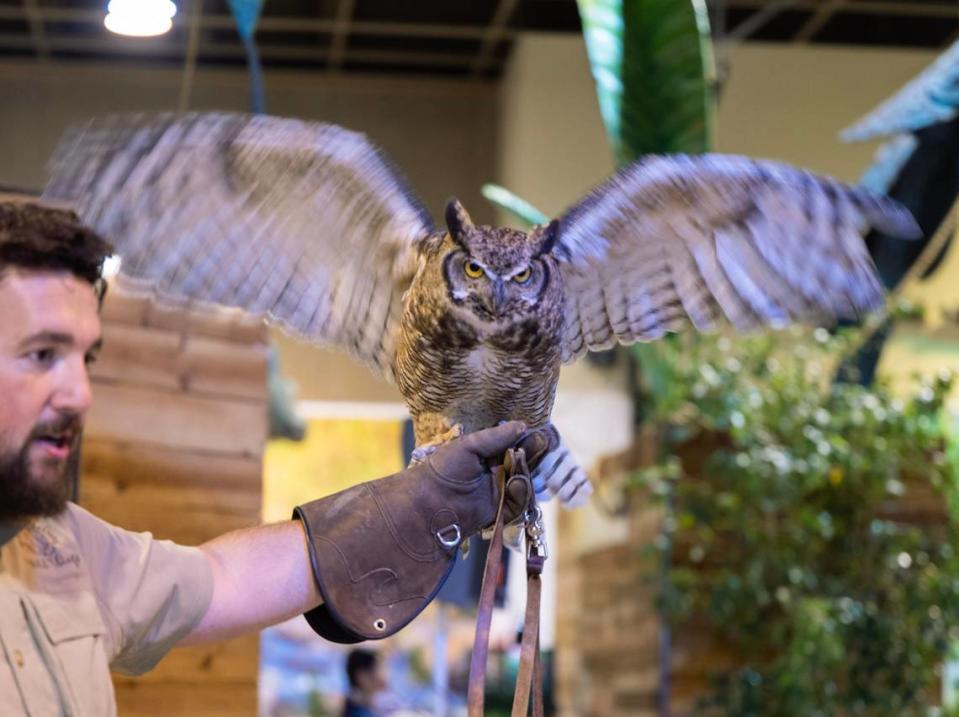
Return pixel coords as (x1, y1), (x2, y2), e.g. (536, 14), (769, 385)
(44, 112), (434, 377)
(555, 154), (920, 362)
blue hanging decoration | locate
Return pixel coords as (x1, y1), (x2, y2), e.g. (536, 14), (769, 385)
(857, 134), (919, 196)
(228, 0), (266, 114)
(228, 0), (263, 39)
(842, 38), (959, 143)
(835, 38), (959, 387)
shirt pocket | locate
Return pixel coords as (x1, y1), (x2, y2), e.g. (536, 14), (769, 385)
(28, 591), (115, 717)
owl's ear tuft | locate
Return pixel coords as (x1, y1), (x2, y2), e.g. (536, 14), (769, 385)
(533, 219), (560, 257)
(445, 198), (474, 240)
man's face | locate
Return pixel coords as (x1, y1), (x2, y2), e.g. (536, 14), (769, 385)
(356, 663), (387, 695)
(0, 269), (101, 520)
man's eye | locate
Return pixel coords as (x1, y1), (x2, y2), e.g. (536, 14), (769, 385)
(84, 353), (99, 367)
(29, 349), (56, 366)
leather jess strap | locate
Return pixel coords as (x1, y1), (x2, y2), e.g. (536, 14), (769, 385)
(467, 448), (546, 717)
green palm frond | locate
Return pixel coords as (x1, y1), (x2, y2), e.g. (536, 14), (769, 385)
(575, 0), (718, 407)
(577, 0), (717, 164)
(481, 183), (549, 229)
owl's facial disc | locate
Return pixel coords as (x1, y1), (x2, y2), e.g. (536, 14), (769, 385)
(441, 227), (548, 323)
(461, 258), (507, 317)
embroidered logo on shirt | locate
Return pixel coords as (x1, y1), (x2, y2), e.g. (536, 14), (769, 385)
(0, 517), (90, 593)
(21, 523), (82, 571)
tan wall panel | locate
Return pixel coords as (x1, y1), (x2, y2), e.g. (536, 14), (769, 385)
(89, 324), (182, 391)
(86, 383), (267, 457)
(80, 470), (260, 518)
(80, 479), (260, 545)
(93, 288), (270, 397)
(181, 334), (269, 400)
(142, 302), (269, 345)
(82, 438), (263, 492)
(91, 324), (269, 401)
(98, 291), (151, 328)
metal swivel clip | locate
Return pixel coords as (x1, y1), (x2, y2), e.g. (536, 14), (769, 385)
(524, 504), (548, 561)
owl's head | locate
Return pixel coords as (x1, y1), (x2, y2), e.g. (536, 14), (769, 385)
(433, 198), (559, 323)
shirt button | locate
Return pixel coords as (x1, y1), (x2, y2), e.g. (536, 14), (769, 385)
(12, 649), (24, 668)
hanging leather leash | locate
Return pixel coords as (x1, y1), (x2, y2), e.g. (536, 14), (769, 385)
(467, 447), (548, 717)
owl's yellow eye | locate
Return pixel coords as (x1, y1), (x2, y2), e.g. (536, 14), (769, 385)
(512, 266), (532, 284)
(464, 260), (485, 279)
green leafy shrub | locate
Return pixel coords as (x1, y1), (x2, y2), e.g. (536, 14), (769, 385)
(634, 326), (959, 716)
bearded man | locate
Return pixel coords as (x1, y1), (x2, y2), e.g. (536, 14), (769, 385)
(0, 200), (543, 716)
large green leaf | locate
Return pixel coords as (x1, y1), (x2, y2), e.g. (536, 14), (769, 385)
(576, 0), (717, 410)
(577, 0), (716, 165)
(482, 1), (715, 224)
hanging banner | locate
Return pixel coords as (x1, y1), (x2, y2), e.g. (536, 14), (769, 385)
(228, 0), (264, 40)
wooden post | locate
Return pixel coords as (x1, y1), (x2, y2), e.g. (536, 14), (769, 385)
(81, 285), (269, 717)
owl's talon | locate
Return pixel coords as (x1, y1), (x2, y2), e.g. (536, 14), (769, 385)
(409, 444), (437, 466)
(410, 424), (465, 466)
(442, 424), (464, 442)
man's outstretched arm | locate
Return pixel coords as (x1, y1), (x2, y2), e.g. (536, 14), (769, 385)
(180, 520), (322, 646)
(178, 421), (551, 647)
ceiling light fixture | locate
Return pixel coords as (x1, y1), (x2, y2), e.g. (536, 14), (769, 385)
(104, 0), (177, 37)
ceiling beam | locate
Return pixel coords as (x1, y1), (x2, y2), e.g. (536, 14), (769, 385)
(0, 7), (513, 40)
(0, 2), (953, 37)
(793, 0), (846, 43)
(328, 0), (356, 70)
(20, 0), (50, 60)
(726, 0), (795, 41)
(471, 0), (519, 75)
(339, 48), (472, 67)
(0, 32), (474, 68)
(729, 0), (959, 17)
(178, 0), (203, 112)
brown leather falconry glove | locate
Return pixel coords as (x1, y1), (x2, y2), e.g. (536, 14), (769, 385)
(293, 421), (552, 644)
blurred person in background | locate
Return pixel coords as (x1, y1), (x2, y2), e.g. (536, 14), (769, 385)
(344, 649), (387, 717)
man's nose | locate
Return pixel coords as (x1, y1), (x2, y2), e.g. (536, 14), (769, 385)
(52, 357), (93, 416)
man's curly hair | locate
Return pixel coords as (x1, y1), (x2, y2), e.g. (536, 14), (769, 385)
(0, 200), (113, 300)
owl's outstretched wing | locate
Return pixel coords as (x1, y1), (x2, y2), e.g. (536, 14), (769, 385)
(554, 154), (920, 363)
(44, 112), (434, 377)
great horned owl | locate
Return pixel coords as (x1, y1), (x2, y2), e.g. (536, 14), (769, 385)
(44, 113), (919, 506)
(395, 201), (565, 454)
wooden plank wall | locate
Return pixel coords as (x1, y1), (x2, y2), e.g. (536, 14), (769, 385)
(80, 287), (268, 717)
(554, 428), (665, 717)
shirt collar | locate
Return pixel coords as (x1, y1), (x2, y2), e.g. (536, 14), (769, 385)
(0, 519), (27, 549)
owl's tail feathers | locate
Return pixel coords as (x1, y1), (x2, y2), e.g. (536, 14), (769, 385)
(530, 434), (593, 508)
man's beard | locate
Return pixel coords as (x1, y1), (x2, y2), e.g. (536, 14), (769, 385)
(0, 416), (81, 521)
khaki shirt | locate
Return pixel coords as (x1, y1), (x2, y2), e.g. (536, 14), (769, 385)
(0, 503), (214, 716)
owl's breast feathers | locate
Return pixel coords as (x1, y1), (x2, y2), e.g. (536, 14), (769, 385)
(395, 300), (564, 433)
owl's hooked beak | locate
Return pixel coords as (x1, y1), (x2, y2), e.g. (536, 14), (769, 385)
(487, 278), (506, 316)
